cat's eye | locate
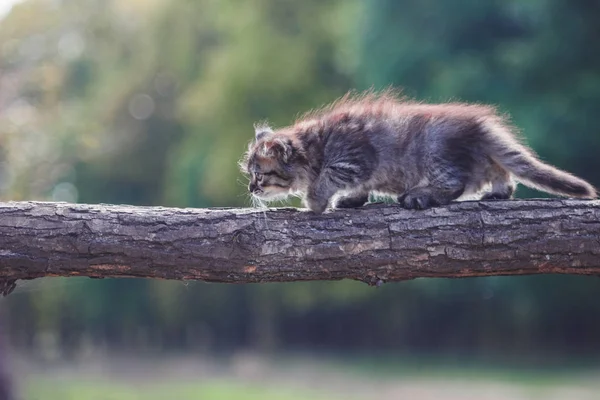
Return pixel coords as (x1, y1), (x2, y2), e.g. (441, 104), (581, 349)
(255, 173), (264, 182)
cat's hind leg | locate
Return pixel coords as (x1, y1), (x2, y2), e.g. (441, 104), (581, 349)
(399, 159), (467, 210)
(481, 164), (515, 200)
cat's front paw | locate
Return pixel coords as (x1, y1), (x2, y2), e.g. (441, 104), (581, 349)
(481, 191), (512, 201)
(304, 197), (328, 214)
(334, 194), (369, 209)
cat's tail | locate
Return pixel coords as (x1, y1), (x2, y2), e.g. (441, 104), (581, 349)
(482, 119), (597, 199)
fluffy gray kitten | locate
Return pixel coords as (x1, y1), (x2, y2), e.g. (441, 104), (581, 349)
(240, 90), (597, 213)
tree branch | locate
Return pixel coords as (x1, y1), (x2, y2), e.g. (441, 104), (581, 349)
(0, 200), (599, 293)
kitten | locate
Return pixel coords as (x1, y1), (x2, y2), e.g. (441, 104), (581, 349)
(240, 90), (597, 213)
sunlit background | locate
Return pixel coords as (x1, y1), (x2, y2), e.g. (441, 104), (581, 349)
(1, 0), (600, 399)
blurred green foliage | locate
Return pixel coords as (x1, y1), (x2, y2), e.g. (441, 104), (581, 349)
(1, 0), (600, 360)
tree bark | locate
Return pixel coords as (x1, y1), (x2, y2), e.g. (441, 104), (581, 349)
(0, 200), (599, 294)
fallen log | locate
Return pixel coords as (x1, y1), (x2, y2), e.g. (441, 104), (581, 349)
(0, 199), (599, 295)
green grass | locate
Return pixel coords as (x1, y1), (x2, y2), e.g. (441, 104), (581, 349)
(22, 356), (600, 400)
(25, 379), (342, 400)
(309, 353), (600, 386)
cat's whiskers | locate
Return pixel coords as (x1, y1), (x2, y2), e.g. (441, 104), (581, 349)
(250, 195), (270, 228)
(236, 177), (250, 188)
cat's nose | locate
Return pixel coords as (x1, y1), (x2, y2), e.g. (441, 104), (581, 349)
(249, 182), (257, 193)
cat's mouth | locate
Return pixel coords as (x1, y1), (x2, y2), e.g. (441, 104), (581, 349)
(251, 187), (291, 201)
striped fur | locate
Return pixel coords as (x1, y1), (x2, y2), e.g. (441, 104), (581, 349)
(240, 89), (597, 213)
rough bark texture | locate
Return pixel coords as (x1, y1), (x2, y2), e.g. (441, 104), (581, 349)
(0, 200), (599, 294)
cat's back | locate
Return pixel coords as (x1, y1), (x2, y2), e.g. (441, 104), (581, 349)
(302, 91), (498, 125)
(290, 92), (503, 157)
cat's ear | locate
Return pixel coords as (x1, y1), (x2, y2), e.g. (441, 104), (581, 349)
(263, 139), (293, 163)
(254, 122), (273, 141)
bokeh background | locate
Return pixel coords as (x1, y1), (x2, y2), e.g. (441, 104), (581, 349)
(1, 0), (600, 399)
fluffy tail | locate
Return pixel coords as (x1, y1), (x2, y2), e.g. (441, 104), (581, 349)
(483, 120), (597, 199)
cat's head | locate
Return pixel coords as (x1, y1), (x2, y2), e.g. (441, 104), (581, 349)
(240, 123), (304, 202)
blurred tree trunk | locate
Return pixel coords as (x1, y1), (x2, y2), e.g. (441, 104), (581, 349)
(0, 200), (600, 293)
(251, 288), (279, 352)
(0, 316), (14, 400)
